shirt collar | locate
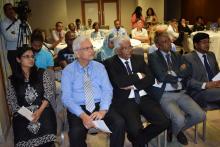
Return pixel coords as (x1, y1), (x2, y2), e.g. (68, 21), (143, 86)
(118, 56), (131, 64)
(76, 60), (93, 72)
(196, 50), (207, 58)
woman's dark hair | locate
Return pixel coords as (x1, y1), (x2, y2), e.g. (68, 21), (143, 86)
(10, 45), (39, 90)
(133, 6), (142, 19)
(146, 7), (156, 16)
(92, 22), (99, 29)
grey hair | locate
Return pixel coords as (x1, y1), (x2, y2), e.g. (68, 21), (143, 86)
(72, 36), (90, 52)
(113, 36), (130, 50)
(154, 31), (170, 44)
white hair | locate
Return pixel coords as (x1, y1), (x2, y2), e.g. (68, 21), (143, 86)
(72, 36), (90, 52)
(113, 36), (130, 51)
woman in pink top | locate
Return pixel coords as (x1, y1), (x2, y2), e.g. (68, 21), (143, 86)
(131, 6), (145, 29)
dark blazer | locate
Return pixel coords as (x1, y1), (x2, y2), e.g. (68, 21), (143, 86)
(148, 50), (190, 101)
(182, 51), (219, 97)
(104, 54), (154, 106)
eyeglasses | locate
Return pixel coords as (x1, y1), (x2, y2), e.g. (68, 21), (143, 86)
(21, 55), (35, 59)
(79, 45), (94, 51)
(121, 45), (133, 51)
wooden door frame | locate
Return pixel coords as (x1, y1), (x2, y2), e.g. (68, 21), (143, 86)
(81, 0), (101, 25)
(81, 0), (120, 26)
(101, 0), (119, 25)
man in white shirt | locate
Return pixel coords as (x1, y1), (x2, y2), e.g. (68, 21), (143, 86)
(52, 21), (66, 44)
(0, 3), (22, 72)
(131, 20), (149, 43)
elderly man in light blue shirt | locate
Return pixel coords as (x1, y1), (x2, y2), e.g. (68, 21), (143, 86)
(61, 36), (125, 147)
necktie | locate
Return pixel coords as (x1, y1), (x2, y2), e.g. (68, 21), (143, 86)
(203, 54), (214, 81)
(165, 54), (178, 89)
(83, 68), (95, 113)
(125, 61), (140, 104)
(166, 54), (172, 71)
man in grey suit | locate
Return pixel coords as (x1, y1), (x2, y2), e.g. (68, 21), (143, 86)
(148, 32), (205, 145)
(183, 32), (220, 107)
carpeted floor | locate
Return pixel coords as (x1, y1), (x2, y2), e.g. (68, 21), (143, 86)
(1, 110), (220, 147)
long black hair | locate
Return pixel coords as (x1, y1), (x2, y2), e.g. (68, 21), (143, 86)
(10, 45), (39, 89)
(146, 7), (156, 16)
(133, 6), (142, 20)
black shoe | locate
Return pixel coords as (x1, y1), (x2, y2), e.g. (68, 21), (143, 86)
(176, 131), (188, 145)
(167, 130), (173, 142)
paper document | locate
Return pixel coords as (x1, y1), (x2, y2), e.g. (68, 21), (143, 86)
(212, 72), (220, 81)
(153, 79), (163, 88)
(18, 106), (33, 121)
(93, 120), (112, 133)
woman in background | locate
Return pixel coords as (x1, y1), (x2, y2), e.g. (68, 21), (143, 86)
(145, 7), (158, 28)
(131, 6), (145, 29)
(6, 46), (57, 147)
(96, 33), (115, 62)
(178, 18), (192, 35)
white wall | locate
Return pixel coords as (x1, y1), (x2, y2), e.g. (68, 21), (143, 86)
(137, 0), (164, 23)
(28, 0), (136, 34)
(29, 0), (68, 30)
(120, 0), (136, 33)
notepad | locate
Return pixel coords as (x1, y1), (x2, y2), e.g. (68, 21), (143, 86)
(212, 72), (220, 81)
(18, 106), (33, 121)
(92, 120), (112, 133)
(153, 79), (163, 88)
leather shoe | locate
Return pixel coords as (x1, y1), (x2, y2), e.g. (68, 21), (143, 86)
(176, 131), (188, 145)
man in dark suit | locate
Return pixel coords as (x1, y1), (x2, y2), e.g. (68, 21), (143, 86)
(183, 32), (220, 107)
(104, 36), (169, 147)
(148, 32), (205, 145)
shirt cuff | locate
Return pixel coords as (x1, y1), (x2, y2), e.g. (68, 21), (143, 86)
(100, 103), (110, 111)
(202, 82), (206, 89)
(137, 73), (143, 79)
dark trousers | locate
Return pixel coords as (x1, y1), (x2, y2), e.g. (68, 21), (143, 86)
(7, 50), (17, 73)
(113, 96), (170, 147)
(67, 104), (125, 147)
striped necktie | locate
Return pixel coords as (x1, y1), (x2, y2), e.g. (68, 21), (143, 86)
(83, 68), (95, 113)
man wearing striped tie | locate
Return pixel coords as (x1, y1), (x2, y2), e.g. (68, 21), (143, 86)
(61, 36), (125, 147)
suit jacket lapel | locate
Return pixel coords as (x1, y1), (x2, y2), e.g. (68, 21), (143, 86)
(207, 53), (216, 74)
(130, 55), (138, 73)
(115, 55), (128, 74)
(156, 50), (168, 71)
(192, 51), (208, 79)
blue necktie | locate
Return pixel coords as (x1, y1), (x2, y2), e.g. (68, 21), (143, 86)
(166, 54), (178, 88)
(125, 61), (140, 104)
(83, 68), (95, 113)
(166, 54), (173, 71)
(203, 54), (214, 81)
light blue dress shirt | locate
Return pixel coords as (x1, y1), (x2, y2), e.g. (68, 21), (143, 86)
(110, 28), (128, 37)
(61, 60), (113, 116)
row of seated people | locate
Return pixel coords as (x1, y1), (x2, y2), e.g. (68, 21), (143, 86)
(6, 28), (220, 146)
